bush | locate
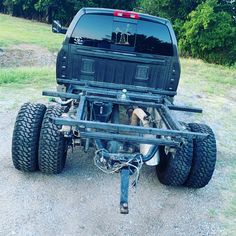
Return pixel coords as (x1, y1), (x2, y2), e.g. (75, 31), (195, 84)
(179, 0), (236, 66)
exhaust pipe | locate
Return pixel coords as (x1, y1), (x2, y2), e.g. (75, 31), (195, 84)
(131, 108), (159, 166)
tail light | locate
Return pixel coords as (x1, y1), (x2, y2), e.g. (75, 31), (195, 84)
(114, 10), (140, 20)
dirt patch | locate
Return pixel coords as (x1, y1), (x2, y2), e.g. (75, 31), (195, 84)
(0, 44), (56, 67)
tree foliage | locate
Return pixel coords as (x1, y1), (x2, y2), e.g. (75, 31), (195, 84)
(139, 0), (204, 21)
(179, 0), (236, 65)
(0, 0), (137, 23)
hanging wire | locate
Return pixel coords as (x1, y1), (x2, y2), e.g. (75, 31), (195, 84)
(94, 149), (143, 187)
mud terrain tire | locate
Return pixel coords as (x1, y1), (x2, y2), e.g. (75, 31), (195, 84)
(12, 103), (46, 172)
(184, 123), (216, 188)
(38, 106), (67, 174)
(156, 139), (193, 186)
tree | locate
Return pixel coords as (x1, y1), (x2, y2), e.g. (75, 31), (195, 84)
(0, 0), (4, 12)
(138, 0), (204, 21)
(94, 0), (136, 10)
(179, 0), (236, 65)
(0, 0), (137, 24)
(35, 0), (75, 23)
(34, 0), (137, 24)
(138, 0), (205, 37)
(219, 0), (236, 18)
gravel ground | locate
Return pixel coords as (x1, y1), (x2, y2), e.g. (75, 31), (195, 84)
(0, 86), (226, 236)
(0, 47), (233, 236)
(0, 44), (56, 67)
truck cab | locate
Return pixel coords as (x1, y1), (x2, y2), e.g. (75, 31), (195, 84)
(55, 8), (181, 95)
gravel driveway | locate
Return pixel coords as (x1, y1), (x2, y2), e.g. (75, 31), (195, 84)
(0, 79), (229, 236)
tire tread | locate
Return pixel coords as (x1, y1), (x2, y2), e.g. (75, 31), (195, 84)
(12, 103), (46, 172)
(157, 136), (193, 186)
(38, 106), (67, 174)
(184, 123), (216, 188)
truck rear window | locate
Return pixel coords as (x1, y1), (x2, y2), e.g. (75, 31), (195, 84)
(70, 14), (173, 56)
(70, 15), (113, 48)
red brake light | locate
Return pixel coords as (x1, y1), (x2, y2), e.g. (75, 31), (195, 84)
(114, 10), (140, 20)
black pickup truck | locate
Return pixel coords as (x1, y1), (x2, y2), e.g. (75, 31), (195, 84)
(12, 8), (216, 214)
(55, 8), (181, 93)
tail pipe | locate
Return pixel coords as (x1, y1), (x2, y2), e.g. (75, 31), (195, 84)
(131, 108), (159, 165)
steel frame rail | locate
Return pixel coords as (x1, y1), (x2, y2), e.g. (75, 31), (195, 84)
(43, 83), (205, 214)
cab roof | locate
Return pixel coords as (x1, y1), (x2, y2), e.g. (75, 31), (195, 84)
(83, 7), (170, 25)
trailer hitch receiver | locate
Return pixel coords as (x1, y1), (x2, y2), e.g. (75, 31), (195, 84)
(120, 167), (130, 214)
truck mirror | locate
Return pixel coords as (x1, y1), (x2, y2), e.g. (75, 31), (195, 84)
(52, 20), (67, 34)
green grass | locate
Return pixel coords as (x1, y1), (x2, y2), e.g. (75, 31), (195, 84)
(0, 14), (64, 52)
(0, 67), (55, 86)
(179, 58), (236, 235)
(180, 58), (236, 97)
